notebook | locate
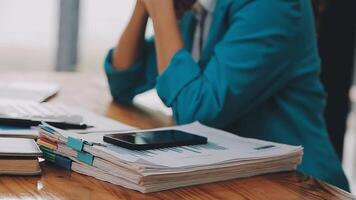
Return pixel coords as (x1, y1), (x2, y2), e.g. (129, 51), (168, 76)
(0, 138), (42, 175)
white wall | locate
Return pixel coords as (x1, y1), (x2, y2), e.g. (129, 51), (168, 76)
(0, 0), (152, 72)
(0, 0), (57, 70)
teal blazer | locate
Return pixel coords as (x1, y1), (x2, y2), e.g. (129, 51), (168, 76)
(105, 0), (349, 190)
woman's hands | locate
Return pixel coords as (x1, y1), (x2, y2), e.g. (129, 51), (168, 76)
(141, 0), (174, 16)
(139, 0), (186, 73)
(174, 0), (197, 18)
(113, 0), (195, 72)
(112, 0), (149, 70)
(141, 0), (196, 18)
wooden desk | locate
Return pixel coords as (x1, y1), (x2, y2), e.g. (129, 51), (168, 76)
(0, 72), (353, 200)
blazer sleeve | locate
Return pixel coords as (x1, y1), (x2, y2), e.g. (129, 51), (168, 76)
(104, 38), (158, 104)
(156, 0), (301, 127)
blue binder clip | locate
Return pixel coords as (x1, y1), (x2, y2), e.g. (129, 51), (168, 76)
(66, 137), (84, 151)
(55, 155), (72, 170)
(77, 151), (94, 165)
(40, 124), (56, 134)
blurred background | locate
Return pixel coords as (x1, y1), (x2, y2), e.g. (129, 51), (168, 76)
(0, 0), (356, 193)
(0, 0), (153, 72)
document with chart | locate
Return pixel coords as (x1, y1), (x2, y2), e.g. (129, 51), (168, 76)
(38, 122), (303, 193)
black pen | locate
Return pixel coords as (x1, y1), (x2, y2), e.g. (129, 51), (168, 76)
(0, 117), (93, 130)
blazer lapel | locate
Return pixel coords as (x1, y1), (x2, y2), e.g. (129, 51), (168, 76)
(199, 0), (233, 66)
(179, 11), (197, 52)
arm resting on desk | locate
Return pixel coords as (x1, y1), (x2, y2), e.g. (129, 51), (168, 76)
(105, 0), (158, 104)
(104, 44), (157, 104)
(156, 1), (301, 127)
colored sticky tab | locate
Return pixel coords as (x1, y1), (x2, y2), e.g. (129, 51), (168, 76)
(55, 155), (72, 170)
(39, 146), (54, 154)
(66, 137), (84, 151)
(40, 125), (56, 133)
(77, 151), (94, 165)
(37, 138), (57, 150)
(42, 152), (56, 162)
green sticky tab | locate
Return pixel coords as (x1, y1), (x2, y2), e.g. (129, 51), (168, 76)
(43, 151), (56, 158)
(66, 137), (84, 151)
(40, 146), (54, 154)
(77, 151), (93, 165)
(41, 125), (56, 134)
(43, 153), (56, 162)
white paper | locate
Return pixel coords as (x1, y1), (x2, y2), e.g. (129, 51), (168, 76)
(0, 129), (38, 139)
(0, 81), (60, 103)
(133, 89), (173, 116)
(68, 106), (135, 133)
(51, 122), (302, 168)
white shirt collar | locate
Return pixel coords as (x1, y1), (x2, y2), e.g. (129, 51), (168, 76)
(195, 0), (217, 13)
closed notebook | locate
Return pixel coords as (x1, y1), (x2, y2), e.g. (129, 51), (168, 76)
(0, 138), (42, 175)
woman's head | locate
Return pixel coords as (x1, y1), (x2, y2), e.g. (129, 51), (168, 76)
(311, 0), (331, 35)
(174, 0), (197, 18)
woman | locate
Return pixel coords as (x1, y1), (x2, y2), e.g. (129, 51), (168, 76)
(104, 0), (349, 190)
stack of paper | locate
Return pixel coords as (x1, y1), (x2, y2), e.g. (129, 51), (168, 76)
(37, 122), (303, 193)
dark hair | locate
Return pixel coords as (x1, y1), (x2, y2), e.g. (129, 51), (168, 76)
(312, 0), (320, 32)
(311, 0), (331, 35)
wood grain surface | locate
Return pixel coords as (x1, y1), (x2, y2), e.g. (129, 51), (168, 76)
(0, 71), (353, 200)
